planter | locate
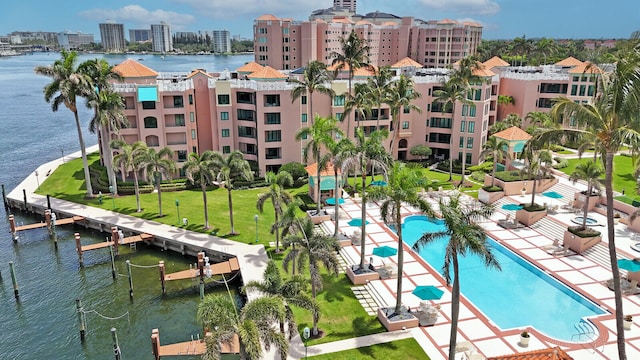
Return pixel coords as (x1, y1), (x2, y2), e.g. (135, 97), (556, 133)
(624, 319), (633, 330)
(515, 207), (547, 226)
(574, 191), (600, 211)
(563, 230), (602, 254)
(478, 188), (505, 204)
(377, 307), (419, 331)
(306, 210), (330, 225)
(519, 334), (530, 347)
(346, 264), (380, 285)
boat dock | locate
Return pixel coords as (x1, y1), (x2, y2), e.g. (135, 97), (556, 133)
(151, 329), (239, 359)
(80, 233), (153, 252)
(165, 257), (239, 281)
(12, 215), (83, 232)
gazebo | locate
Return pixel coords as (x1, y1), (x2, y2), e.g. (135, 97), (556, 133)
(492, 126), (532, 170)
(304, 162), (343, 203)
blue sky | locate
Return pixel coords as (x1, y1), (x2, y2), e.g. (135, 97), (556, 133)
(2, 0), (638, 40)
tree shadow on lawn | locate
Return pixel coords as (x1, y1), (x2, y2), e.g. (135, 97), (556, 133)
(320, 274), (353, 303)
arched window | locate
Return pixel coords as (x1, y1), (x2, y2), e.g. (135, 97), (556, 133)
(145, 135), (159, 147)
(399, 139), (408, 149)
(144, 116), (158, 128)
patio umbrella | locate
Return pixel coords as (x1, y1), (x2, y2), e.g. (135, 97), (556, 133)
(348, 218), (370, 227)
(502, 204), (523, 211)
(371, 180), (387, 186)
(326, 197), (345, 205)
(543, 191), (563, 199)
(372, 245), (397, 258)
(618, 259), (640, 272)
(412, 285), (444, 300)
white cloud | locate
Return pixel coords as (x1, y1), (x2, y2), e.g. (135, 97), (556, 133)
(418, 0), (500, 16)
(171, 0), (326, 20)
(79, 5), (196, 28)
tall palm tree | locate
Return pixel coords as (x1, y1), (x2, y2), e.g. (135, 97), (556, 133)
(368, 66), (394, 130)
(277, 200), (305, 275)
(412, 193), (500, 360)
(197, 294), (288, 360)
(386, 74), (421, 155)
(344, 82), (373, 133)
(326, 138), (354, 237)
(110, 140), (148, 212)
(520, 145), (553, 207)
(433, 78), (465, 181)
(342, 127), (390, 271)
(213, 151), (253, 235)
(35, 50), (95, 197)
(282, 217), (339, 336)
(569, 161), (603, 230)
(256, 171), (294, 252)
(290, 60), (335, 125)
(184, 151), (219, 229)
(296, 116), (343, 213)
(141, 146), (176, 217)
(367, 163), (434, 316)
(479, 136), (511, 187)
(331, 30), (370, 138)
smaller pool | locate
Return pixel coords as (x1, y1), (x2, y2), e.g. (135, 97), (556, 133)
(572, 216), (600, 226)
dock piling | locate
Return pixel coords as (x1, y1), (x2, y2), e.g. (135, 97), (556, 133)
(159, 261), (166, 294)
(151, 329), (160, 360)
(200, 280), (204, 300)
(1, 184), (7, 210)
(76, 299), (86, 342)
(111, 227), (119, 256)
(126, 260), (133, 299)
(22, 189), (27, 212)
(74, 233), (84, 267)
(9, 214), (17, 242)
(109, 241), (116, 280)
(46, 194), (51, 210)
(9, 261), (19, 299)
(111, 327), (121, 360)
(51, 212), (57, 249)
(45, 210), (52, 234)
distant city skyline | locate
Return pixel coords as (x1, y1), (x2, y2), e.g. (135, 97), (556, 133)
(1, 0), (638, 40)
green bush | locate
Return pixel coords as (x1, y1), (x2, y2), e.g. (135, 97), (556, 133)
(471, 171), (486, 182)
(468, 162), (493, 173)
(568, 225), (601, 238)
(549, 144), (565, 152)
(280, 162), (307, 180)
(482, 185), (503, 192)
(553, 159), (568, 169)
(523, 203), (546, 212)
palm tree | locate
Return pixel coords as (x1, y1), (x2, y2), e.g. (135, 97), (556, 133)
(433, 77), (465, 181)
(344, 82), (373, 133)
(243, 259), (319, 341)
(368, 66), (394, 130)
(290, 60), (335, 125)
(386, 74), (421, 155)
(569, 161), (603, 230)
(197, 294), (288, 360)
(277, 200), (305, 275)
(35, 50), (95, 197)
(110, 140), (148, 212)
(213, 151), (253, 235)
(296, 116), (343, 213)
(326, 138), (354, 237)
(140, 147), (176, 217)
(331, 30), (370, 137)
(342, 127), (390, 271)
(257, 171), (293, 252)
(412, 193), (500, 360)
(282, 217), (339, 336)
(520, 145), (553, 207)
(184, 151), (219, 229)
(480, 136), (511, 187)
(367, 163), (434, 316)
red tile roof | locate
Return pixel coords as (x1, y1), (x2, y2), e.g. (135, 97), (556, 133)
(568, 61), (601, 74)
(236, 61), (264, 73)
(493, 126), (532, 141)
(187, 69), (212, 78)
(391, 57), (423, 68)
(555, 57), (583, 67)
(483, 56), (510, 68)
(305, 162), (340, 177)
(247, 65), (287, 80)
(256, 14), (278, 21)
(112, 59), (158, 78)
(487, 346), (573, 360)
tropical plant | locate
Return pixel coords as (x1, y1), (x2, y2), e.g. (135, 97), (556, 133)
(412, 192), (500, 360)
(257, 171), (294, 252)
(290, 60), (335, 125)
(345, 82), (373, 132)
(569, 161), (603, 230)
(184, 151), (219, 229)
(386, 74), (421, 155)
(276, 200), (305, 275)
(367, 66), (394, 129)
(367, 162), (434, 315)
(434, 76), (465, 181)
(326, 138), (354, 237)
(197, 294), (288, 360)
(110, 140), (148, 212)
(519, 144), (553, 207)
(479, 136), (511, 187)
(282, 217), (340, 335)
(409, 145), (432, 162)
(213, 151), (254, 235)
(35, 50), (95, 197)
(140, 146), (175, 217)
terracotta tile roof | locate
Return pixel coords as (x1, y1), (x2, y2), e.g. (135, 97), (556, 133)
(328, 62), (377, 72)
(391, 57), (422, 68)
(331, 18), (354, 24)
(555, 57), (583, 67)
(112, 59), (158, 78)
(473, 67), (496, 77)
(355, 20), (372, 26)
(483, 56), (510, 68)
(438, 18), (458, 25)
(463, 21), (483, 27)
(305, 162), (341, 177)
(381, 21), (398, 26)
(256, 14), (278, 21)
(247, 65), (287, 80)
(236, 61), (264, 73)
(493, 126), (532, 141)
(568, 61), (601, 74)
(353, 66), (376, 77)
(187, 69), (212, 78)
(487, 346), (572, 360)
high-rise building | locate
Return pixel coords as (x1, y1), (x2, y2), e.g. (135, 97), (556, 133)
(151, 22), (173, 53)
(129, 29), (151, 43)
(333, 0), (356, 12)
(212, 30), (231, 53)
(57, 31), (94, 50)
(99, 22), (126, 52)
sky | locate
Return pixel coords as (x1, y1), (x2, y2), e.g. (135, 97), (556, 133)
(2, 0), (638, 40)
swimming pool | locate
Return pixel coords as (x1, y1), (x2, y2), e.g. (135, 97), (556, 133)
(397, 215), (606, 341)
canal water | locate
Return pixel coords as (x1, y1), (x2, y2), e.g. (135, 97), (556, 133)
(0, 52), (253, 359)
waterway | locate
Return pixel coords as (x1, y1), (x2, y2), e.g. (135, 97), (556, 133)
(0, 52), (253, 359)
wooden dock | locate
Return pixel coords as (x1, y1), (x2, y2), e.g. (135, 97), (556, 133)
(151, 329), (239, 359)
(14, 216), (84, 232)
(80, 233), (153, 252)
(165, 258), (239, 281)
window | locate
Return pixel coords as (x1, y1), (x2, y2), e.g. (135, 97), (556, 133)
(190, 112), (195, 122)
(403, 106), (410, 114)
(264, 94), (280, 107)
(265, 113), (281, 124)
(462, 105), (468, 116)
(238, 126), (256, 138)
(573, 76), (579, 81)
(571, 85), (577, 96)
(300, 133), (308, 140)
(459, 136), (464, 148)
(265, 147), (281, 159)
(142, 101), (156, 110)
(177, 150), (187, 162)
(191, 129), (196, 139)
(175, 114), (185, 126)
(236, 92), (253, 104)
(336, 113), (343, 121)
(301, 95), (307, 105)
(579, 85), (586, 96)
(429, 117), (451, 128)
(301, 113), (308, 123)
(468, 121), (475, 133)
(402, 121), (409, 129)
(265, 130), (281, 142)
(144, 116), (158, 128)
(333, 95), (345, 106)
(467, 137), (474, 149)
(188, 94), (193, 105)
(569, 116), (577, 127)
(469, 105), (476, 117)
(173, 96), (184, 108)
(237, 109), (256, 121)
(218, 94), (230, 104)
(222, 146), (231, 154)
(258, 28), (267, 34)
(460, 121), (466, 132)
(221, 129), (230, 137)
(283, 28), (289, 34)
(588, 85), (595, 96)
(220, 111), (229, 120)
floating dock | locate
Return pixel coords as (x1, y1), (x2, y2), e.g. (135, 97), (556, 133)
(151, 329), (239, 359)
(165, 257), (239, 281)
(80, 233), (153, 252)
(13, 215), (84, 232)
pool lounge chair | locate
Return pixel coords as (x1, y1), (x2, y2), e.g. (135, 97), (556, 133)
(623, 279), (640, 295)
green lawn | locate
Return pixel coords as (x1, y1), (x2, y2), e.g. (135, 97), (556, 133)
(308, 338), (429, 360)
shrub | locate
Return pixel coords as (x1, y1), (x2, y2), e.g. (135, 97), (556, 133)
(549, 144), (565, 152)
(567, 225), (601, 238)
(471, 171), (486, 182)
(553, 159), (568, 169)
(522, 203), (546, 212)
(468, 162), (493, 173)
(279, 162), (307, 180)
(482, 185), (503, 192)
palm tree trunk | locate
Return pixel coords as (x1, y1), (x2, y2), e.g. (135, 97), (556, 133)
(334, 170), (340, 238)
(448, 107), (456, 182)
(394, 208), (404, 315)
(347, 73), (353, 138)
(228, 188), (235, 234)
(133, 171), (141, 212)
(275, 211), (281, 252)
(316, 154), (322, 213)
(359, 171), (367, 270)
(100, 124), (117, 195)
(157, 173), (163, 217)
(606, 151), (627, 359)
(491, 157), (497, 187)
(581, 184), (591, 229)
(309, 90), (314, 126)
(460, 145), (466, 186)
(201, 179), (209, 229)
(74, 110), (94, 197)
(448, 254), (461, 360)
(531, 174), (538, 207)
(311, 263), (319, 336)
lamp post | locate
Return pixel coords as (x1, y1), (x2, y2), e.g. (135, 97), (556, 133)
(303, 327), (310, 359)
(175, 199), (181, 225)
(109, 185), (115, 210)
(254, 214), (259, 243)
(61, 148), (65, 163)
(35, 170), (40, 188)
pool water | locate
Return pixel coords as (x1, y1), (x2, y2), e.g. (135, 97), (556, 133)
(397, 215), (606, 341)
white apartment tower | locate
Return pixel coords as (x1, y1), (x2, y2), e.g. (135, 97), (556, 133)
(151, 22), (173, 53)
(212, 30), (231, 53)
(99, 22), (126, 52)
(334, 0), (356, 12)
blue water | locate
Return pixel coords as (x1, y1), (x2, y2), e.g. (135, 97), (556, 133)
(398, 215), (606, 341)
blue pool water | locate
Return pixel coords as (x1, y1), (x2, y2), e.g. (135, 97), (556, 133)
(398, 215), (606, 341)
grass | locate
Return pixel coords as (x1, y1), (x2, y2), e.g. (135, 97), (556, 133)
(307, 338), (430, 360)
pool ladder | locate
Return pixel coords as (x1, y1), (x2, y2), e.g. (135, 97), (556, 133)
(572, 319), (604, 353)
